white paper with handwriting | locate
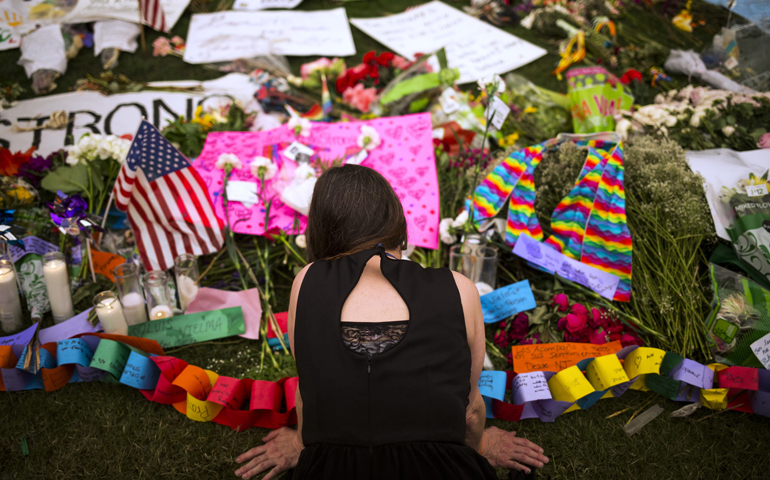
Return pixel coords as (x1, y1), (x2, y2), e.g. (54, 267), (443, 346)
(350, 1), (546, 84)
(184, 8), (356, 64)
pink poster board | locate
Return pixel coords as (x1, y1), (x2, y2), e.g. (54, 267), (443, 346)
(192, 113), (439, 249)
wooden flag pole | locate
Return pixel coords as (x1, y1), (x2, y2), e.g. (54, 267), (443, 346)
(138, 0), (146, 55)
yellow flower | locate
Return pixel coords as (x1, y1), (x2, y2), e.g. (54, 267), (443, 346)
(191, 105), (215, 129)
(523, 106), (538, 114)
(499, 132), (520, 147)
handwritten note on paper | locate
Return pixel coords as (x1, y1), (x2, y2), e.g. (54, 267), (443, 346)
(669, 359), (714, 389)
(479, 280), (536, 323)
(512, 372), (552, 405)
(548, 365), (595, 403)
(194, 113), (440, 249)
(350, 2), (546, 84)
(184, 9), (356, 64)
(623, 347), (665, 379)
(128, 307), (246, 348)
(512, 341), (623, 373)
(478, 370), (507, 418)
(751, 332), (770, 369)
(512, 233), (620, 300)
(584, 355), (629, 392)
(90, 250), (126, 282)
(233, 0), (303, 11)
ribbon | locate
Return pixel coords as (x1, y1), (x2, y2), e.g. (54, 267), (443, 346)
(480, 344), (770, 422)
(0, 333), (297, 430)
(552, 31), (586, 80)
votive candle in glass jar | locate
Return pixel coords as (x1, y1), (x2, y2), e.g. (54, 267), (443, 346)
(42, 252), (74, 324)
(93, 291), (128, 335)
(174, 253), (199, 312)
(0, 259), (23, 332)
(143, 270), (174, 320)
(113, 263), (148, 326)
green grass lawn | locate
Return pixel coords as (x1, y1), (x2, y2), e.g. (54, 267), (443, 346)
(2, 0), (769, 478)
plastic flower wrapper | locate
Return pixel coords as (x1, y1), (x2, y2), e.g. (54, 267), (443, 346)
(48, 190), (104, 239)
(0, 210), (28, 249)
(290, 57), (346, 90)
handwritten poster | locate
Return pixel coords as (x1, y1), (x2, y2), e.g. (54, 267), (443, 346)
(350, 2), (546, 84)
(90, 250), (126, 283)
(128, 307), (246, 348)
(512, 341), (623, 373)
(512, 233), (621, 300)
(193, 113), (440, 249)
(0, 74), (258, 155)
(183, 9), (356, 64)
(479, 280), (536, 323)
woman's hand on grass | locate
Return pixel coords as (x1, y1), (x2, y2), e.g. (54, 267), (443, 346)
(235, 427), (303, 479)
(481, 426), (549, 474)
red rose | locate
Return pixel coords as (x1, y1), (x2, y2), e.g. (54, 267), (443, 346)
(620, 332), (643, 347)
(494, 330), (510, 349)
(509, 313), (530, 341)
(589, 328), (609, 344)
(376, 51), (394, 66)
(570, 303), (589, 321)
(551, 293), (569, 312)
(620, 68), (643, 85)
(565, 313), (587, 335)
(362, 51), (376, 64)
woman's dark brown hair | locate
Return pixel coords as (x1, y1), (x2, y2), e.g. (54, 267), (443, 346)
(306, 164), (407, 261)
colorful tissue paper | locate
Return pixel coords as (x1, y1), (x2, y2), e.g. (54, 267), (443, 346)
(193, 113), (440, 249)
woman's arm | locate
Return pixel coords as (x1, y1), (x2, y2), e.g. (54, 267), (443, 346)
(235, 265), (311, 479)
(453, 271), (486, 452)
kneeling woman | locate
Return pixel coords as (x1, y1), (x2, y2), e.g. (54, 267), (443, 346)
(236, 165), (548, 479)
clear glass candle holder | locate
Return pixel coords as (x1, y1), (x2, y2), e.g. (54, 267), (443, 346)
(174, 253), (199, 313)
(93, 291), (128, 335)
(42, 251), (74, 324)
(114, 263), (148, 326)
(143, 270), (174, 320)
(449, 245), (498, 295)
(0, 258), (23, 332)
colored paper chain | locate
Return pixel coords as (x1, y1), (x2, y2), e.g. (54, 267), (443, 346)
(0, 334), (297, 431)
(480, 345), (770, 422)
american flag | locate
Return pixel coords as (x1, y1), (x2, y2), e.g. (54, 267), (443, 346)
(140, 0), (168, 32)
(114, 120), (224, 271)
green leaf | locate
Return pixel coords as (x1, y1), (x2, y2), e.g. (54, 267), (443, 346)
(751, 128), (767, 141)
(40, 163), (89, 195)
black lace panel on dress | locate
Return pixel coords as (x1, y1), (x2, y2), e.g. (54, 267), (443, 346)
(341, 321), (408, 358)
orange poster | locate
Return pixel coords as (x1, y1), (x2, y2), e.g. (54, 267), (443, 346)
(512, 341), (623, 373)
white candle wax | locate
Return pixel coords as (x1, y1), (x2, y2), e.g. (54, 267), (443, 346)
(0, 267), (23, 332)
(177, 275), (199, 312)
(150, 305), (173, 320)
(121, 292), (148, 326)
(95, 296), (128, 335)
(43, 259), (74, 324)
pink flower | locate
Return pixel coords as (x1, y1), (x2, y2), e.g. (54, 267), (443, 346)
(152, 37), (172, 57)
(342, 84), (378, 113)
(759, 133), (770, 149)
(551, 293), (569, 312)
(171, 36), (184, 46)
(494, 330), (510, 349)
(504, 351), (513, 365)
(570, 303), (589, 321)
(300, 57), (332, 79)
(565, 314), (588, 335)
(509, 313), (530, 341)
(589, 328), (609, 344)
(620, 332), (643, 348)
(392, 55), (412, 70)
(520, 333), (542, 345)
(498, 320), (508, 330)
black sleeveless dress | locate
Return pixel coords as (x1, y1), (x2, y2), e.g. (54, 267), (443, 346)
(292, 246), (498, 480)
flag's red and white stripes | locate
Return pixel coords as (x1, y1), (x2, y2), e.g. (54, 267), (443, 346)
(140, 0), (168, 32)
(113, 165), (224, 272)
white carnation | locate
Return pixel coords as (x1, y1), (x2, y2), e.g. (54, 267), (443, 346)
(722, 126), (735, 137)
(216, 153), (243, 170)
(439, 218), (456, 245)
(357, 125), (381, 151)
(288, 116), (311, 137)
(250, 156), (277, 180)
(452, 210), (468, 229)
(295, 234), (306, 249)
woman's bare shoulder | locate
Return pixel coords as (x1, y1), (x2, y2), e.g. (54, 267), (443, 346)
(450, 270), (480, 305)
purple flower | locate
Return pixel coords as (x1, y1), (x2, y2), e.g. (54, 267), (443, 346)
(17, 152), (55, 187)
(48, 191), (103, 238)
(509, 313), (530, 341)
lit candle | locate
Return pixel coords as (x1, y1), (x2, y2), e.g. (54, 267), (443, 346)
(0, 262), (23, 332)
(150, 305), (173, 320)
(42, 252), (74, 324)
(121, 292), (148, 326)
(94, 291), (128, 335)
(177, 275), (199, 312)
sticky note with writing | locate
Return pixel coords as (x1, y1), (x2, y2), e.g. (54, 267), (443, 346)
(479, 280), (536, 323)
(512, 341), (623, 373)
(717, 366), (759, 391)
(584, 354), (629, 391)
(750, 332), (770, 370)
(645, 373), (682, 400)
(478, 370), (507, 418)
(128, 307), (245, 348)
(512, 372), (552, 405)
(623, 347), (665, 379)
(547, 365), (595, 403)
